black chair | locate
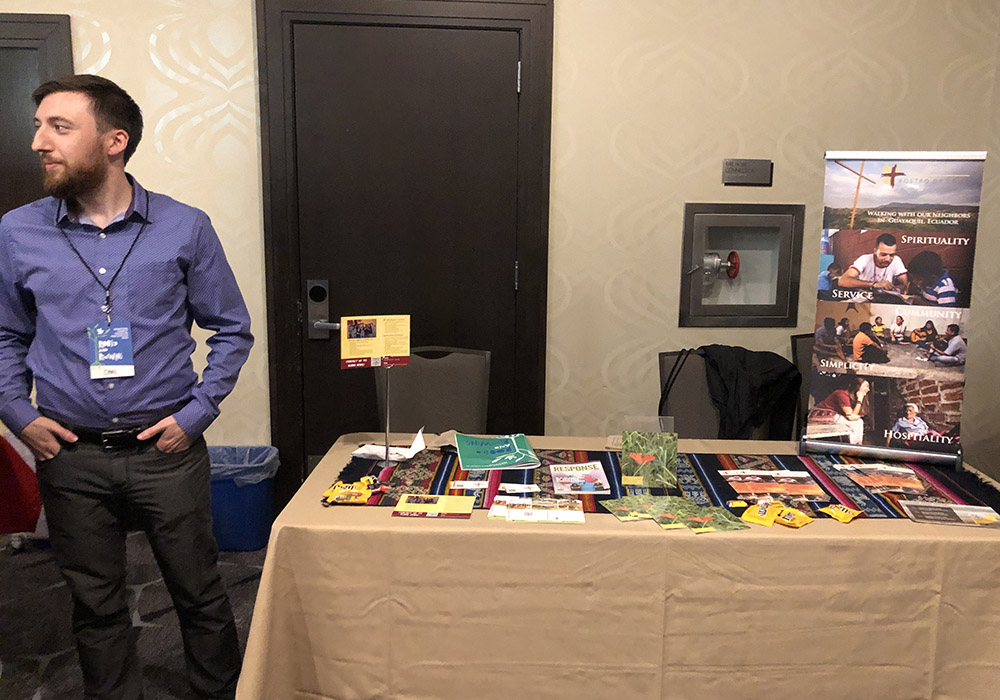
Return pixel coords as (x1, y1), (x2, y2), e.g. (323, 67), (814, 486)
(658, 346), (800, 440)
(790, 333), (815, 439)
(374, 346), (491, 434)
(657, 349), (720, 438)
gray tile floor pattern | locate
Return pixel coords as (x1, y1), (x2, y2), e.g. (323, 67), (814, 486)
(0, 532), (265, 700)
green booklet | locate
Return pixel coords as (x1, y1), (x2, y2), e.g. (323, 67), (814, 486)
(619, 431), (678, 489)
(455, 433), (541, 471)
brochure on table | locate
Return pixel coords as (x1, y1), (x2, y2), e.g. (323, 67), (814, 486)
(340, 314), (410, 369)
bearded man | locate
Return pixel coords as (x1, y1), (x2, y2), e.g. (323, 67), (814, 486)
(0, 74), (252, 700)
(836, 232), (909, 302)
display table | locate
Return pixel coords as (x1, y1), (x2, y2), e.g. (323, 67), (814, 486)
(236, 433), (1000, 700)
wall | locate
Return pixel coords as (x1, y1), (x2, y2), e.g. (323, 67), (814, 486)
(0, 0), (269, 445)
(547, 0), (1000, 476)
(2, 0), (998, 475)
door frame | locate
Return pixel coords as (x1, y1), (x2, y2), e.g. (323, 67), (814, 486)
(256, 0), (553, 503)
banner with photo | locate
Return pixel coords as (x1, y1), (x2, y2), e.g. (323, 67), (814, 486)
(805, 151), (986, 465)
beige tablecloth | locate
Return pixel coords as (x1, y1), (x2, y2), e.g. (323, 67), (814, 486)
(236, 434), (1000, 700)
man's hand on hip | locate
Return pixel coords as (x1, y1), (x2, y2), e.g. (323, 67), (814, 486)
(21, 417), (78, 461)
(138, 416), (193, 453)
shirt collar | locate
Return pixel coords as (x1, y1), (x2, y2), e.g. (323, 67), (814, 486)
(54, 174), (151, 228)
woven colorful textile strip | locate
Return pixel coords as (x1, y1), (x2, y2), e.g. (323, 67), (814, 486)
(335, 448), (998, 517)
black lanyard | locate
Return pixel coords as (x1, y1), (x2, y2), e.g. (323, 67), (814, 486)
(56, 189), (150, 323)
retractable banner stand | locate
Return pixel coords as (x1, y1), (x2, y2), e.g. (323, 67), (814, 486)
(804, 151), (987, 467)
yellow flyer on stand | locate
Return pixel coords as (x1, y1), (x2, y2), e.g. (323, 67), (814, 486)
(340, 315), (410, 369)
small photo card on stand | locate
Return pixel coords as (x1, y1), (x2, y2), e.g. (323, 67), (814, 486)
(340, 315), (410, 369)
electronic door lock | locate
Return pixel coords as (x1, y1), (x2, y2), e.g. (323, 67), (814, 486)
(306, 279), (339, 339)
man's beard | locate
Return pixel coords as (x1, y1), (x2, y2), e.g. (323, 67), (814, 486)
(40, 150), (108, 201)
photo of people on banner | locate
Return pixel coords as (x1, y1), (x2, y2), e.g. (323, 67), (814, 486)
(807, 152), (983, 456)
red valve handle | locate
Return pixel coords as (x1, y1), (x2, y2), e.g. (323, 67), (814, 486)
(726, 251), (740, 279)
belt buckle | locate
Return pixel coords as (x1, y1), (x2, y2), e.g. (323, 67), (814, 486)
(100, 428), (134, 450)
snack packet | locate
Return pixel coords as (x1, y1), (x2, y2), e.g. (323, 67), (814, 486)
(741, 501), (783, 527)
(775, 506), (813, 528)
(818, 504), (863, 523)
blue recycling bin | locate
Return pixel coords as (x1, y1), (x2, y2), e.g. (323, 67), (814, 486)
(208, 446), (280, 551)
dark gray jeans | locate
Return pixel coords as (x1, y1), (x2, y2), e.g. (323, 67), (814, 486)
(36, 438), (240, 700)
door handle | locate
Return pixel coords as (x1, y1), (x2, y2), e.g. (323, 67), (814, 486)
(313, 320), (341, 331)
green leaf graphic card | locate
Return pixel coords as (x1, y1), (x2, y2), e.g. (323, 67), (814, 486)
(619, 431), (678, 489)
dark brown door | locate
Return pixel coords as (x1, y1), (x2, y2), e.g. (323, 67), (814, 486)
(0, 14), (73, 216)
(258, 1), (553, 500)
(296, 22), (519, 462)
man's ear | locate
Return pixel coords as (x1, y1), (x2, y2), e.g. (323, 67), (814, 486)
(105, 128), (129, 160)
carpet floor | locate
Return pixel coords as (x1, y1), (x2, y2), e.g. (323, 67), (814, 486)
(0, 533), (265, 700)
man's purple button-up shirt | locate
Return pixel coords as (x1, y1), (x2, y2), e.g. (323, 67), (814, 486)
(0, 177), (253, 438)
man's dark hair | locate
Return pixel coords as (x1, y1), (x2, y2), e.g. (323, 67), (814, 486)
(33, 74), (143, 164)
(875, 233), (897, 248)
(827, 262), (842, 273)
(947, 323), (960, 335)
(907, 250), (944, 282)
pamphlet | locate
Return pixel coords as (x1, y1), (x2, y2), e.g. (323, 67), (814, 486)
(500, 483), (540, 494)
(834, 464), (927, 495)
(600, 495), (748, 533)
(455, 433), (541, 471)
(619, 431), (678, 489)
(392, 493), (475, 518)
(601, 495), (681, 523)
(720, 469), (826, 502)
(899, 501), (1000, 528)
(684, 506), (750, 534)
(487, 495), (516, 519)
(340, 314), (410, 369)
(549, 461), (611, 495)
(450, 480), (489, 490)
(505, 497), (585, 524)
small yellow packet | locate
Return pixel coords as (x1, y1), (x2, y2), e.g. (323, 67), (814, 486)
(727, 500), (748, 509)
(818, 504), (863, 523)
(741, 501), (782, 527)
(775, 506), (813, 528)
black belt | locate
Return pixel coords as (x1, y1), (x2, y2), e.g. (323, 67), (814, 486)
(67, 424), (155, 450)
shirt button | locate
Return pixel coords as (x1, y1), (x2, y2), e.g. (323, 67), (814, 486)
(108, 382), (115, 389)
(99, 267), (107, 274)
(111, 417), (120, 424)
(99, 233), (107, 239)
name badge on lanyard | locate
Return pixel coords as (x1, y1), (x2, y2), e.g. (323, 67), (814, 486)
(87, 322), (136, 379)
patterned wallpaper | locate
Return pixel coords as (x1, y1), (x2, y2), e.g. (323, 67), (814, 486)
(547, 0), (1000, 475)
(1, 1), (998, 474)
(0, 0), (269, 446)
